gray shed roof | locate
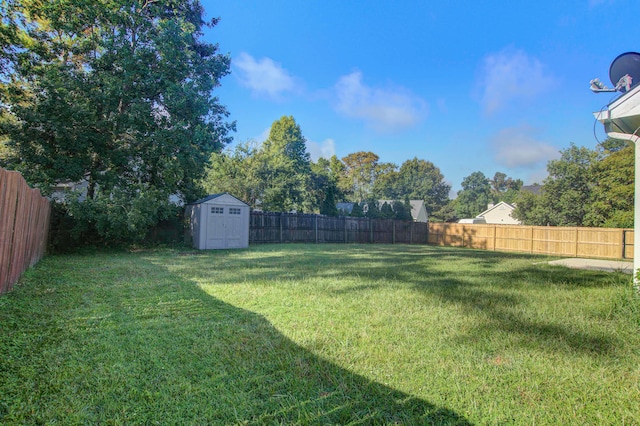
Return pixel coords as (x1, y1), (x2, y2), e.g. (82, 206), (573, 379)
(189, 193), (249, 206)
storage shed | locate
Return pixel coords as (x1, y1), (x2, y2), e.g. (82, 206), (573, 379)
(186, 193), (250, 249)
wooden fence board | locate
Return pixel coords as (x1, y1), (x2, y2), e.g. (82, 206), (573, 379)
(428, 223), (633, 260)
(244, 212), (632, 260)
(0, 168), (50, 294)
(249, 212), (428, 245)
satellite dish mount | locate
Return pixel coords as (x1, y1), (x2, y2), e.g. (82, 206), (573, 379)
(590, 51), (640, 93)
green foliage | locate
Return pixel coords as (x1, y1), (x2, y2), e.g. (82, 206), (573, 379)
(512, 190), (549, 225)
(379, 201), (394, 219)
(350, 202), (364, 217)
(202, 141), (260, 207)
(541, 143), (597, 226)
(373, 157), (450, 218)
(455, 171), (493, 218)
(255, 116), (312, 212)
(514, 144), (598, 227)
(430, 200), (458, 222)
(365, 199), (381, 219)
(66, 187), (181, 244)
(389, 158), (450, 215)
(490, 171), (522, 204)
(392, 200), (413, 221)
(339, 151), (381, 202)
(311, 157), (340, 216)
(202, 123), (342, 215)
(584, 141), (634, 228)
(1, 0), (233, 244)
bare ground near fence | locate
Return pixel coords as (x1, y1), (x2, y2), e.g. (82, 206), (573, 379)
(0, 167), (51, 294)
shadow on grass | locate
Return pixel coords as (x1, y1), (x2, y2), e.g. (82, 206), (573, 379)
(173, 244), (627, 358)
(0, 253), (473, 425)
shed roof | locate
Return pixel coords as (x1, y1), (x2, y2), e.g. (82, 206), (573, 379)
(189, 193), (249, 206)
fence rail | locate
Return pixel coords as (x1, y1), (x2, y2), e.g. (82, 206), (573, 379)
(428, 223), (634, 260)
(0, 168), (51, 294)
(249, 212), (428, 245)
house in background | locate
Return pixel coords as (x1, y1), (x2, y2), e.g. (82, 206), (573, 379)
(336, 202), (355, 215)
(476, 201), (521, 225)
(336, 200), (428, 222)
(378, 199), (428, 222)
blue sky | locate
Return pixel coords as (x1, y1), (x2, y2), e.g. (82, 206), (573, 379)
(200, 0), (640, 194)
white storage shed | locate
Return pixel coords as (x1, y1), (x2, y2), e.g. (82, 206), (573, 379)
(186, 193), (250, 250)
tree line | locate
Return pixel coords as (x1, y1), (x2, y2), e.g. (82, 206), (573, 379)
(204, 115), (633, 230)
(202, 115), (531, 223)
(0, 1), (632, 249)
(201, 116), (452, 220)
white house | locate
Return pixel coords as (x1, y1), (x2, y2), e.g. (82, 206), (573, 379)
(186, 193), (250, 250)
(476, 201), (521, 225)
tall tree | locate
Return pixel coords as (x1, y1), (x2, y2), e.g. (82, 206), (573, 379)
(540, 144), (597, 226)
(584, 139), (634, 228)
(455, 171), (493, 218)
(202, 141), (260, 207)
(512, 190), (549, 225)
(1, 0), (234, 243)
(490, 172), (522, 204)
(514, 144), (598, 227)
(339, 151), (380, 202)
(397, 158), (450, 214)
(311, 157), (340, 216)
(256, 116), (311, 212)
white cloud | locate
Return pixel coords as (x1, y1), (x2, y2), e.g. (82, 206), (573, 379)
(491, 125), (560, 168)
(477, 48), (556, 114)
(256, 127), (270, 143)
(233, 52), (297, 98)
(306, 138), (336, 161)
(334, 71), (427, 132)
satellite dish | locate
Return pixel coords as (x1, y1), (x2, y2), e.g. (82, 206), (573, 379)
(609, 52), (640, 92)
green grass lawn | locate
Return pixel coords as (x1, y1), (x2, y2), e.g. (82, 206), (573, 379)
(1, 244), (638, 425)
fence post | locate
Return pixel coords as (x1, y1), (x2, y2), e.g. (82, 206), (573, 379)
(529, 226), (533, 254)
(315, 215), (318, 244)
(575, 227), (579, 257)
(344, 216), (347, 244)
(493, 225), (497, 251)
(279, 213), (283, 243)
(370, 218), (373, 243)
(392, 221), (396, 244)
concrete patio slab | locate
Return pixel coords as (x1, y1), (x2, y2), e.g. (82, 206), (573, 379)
(547, 258), (633, 274)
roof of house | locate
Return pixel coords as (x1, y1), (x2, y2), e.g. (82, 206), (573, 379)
(336, 202), (355, 213)
(521, 184), (542, 195)
(337, 200), (427, 220)
(477, 201), (516, 218)
(379, 199), (427, 220)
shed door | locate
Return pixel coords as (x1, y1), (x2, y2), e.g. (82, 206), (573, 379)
(206, 206), (226, 249)
(225, 207), (244, 248)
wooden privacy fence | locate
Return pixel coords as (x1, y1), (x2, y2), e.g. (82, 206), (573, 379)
(0, 168), (51, 294)
(428, 223), (634, 260)
(249, 212), (429, 245)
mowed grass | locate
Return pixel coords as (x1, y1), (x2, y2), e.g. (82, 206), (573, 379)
(1, 244), (639, 425)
